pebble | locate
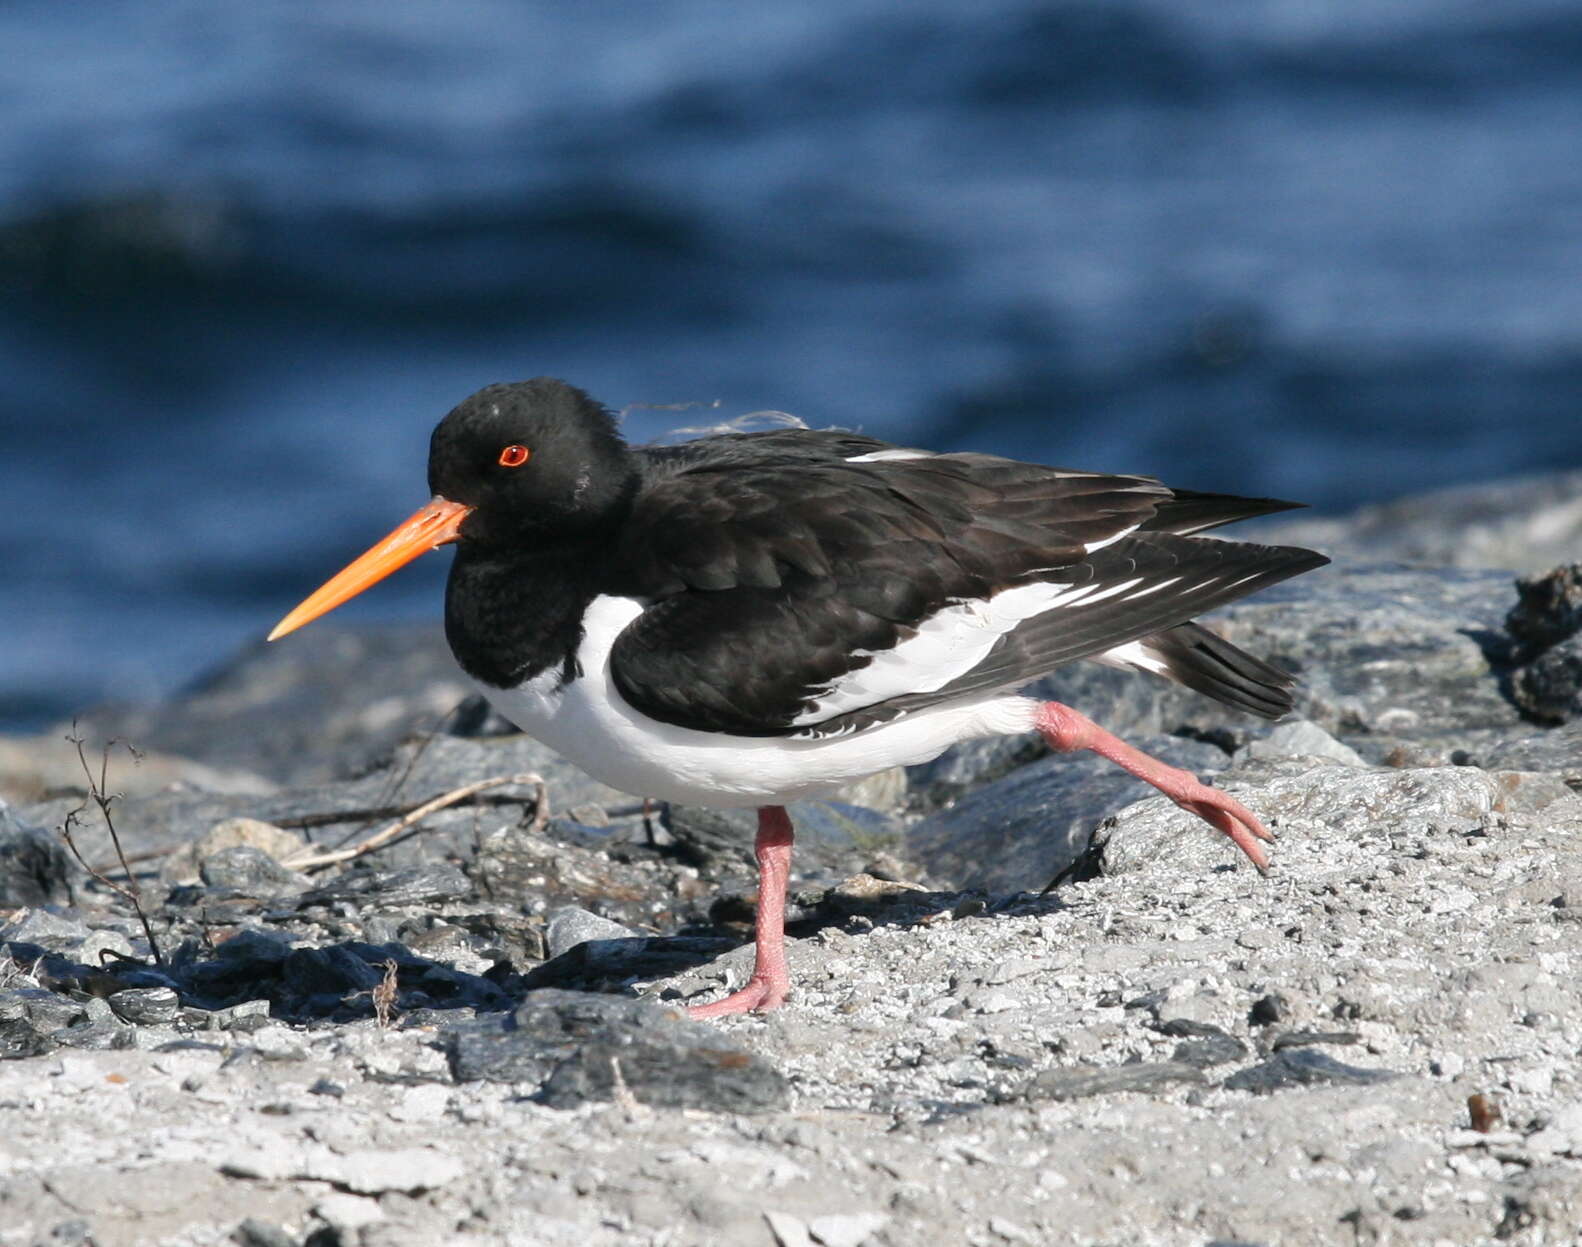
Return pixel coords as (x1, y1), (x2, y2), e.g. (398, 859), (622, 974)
(108, 987), (180, 1025)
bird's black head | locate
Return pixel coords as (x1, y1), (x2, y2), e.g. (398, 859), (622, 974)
(428, 378), (637, 545)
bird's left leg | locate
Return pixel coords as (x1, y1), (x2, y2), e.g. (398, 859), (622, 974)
(1034, 700), (1274, 873)
(687, 805), (795, 1018)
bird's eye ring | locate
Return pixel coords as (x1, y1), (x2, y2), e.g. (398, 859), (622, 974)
(498, 444), (531, 468)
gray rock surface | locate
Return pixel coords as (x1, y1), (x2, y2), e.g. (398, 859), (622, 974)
(0, 800), (73, 907)
(1255, 468), (1582, 572)
(907, 734), (1226, 892)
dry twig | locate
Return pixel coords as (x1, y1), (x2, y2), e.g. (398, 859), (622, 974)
(372, 958), (400, 1029)
(58, 727), (165, 966)
(281, 771), (547, 871)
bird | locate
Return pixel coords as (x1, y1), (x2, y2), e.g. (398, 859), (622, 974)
(268, 377), (1329, 1019)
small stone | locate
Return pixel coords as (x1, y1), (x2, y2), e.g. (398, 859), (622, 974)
(1172, 1034), (1248, 1069)
(1270, 1030), (1361, 1050)
(77, 929), (134, 963)
(15, 988), (88, 1030)
(1025, 1061), (1205, 1102)
(233, 1219), (298, 1247)
(214, 928), (295, 964)
(544, 906), (641, 958)
(1238, 720), (1367, 768)
(1249, 993), (1289, 1026)
(301, 864), (471, 908)
(108, 987), (180, 1025)
(1513, 637), (1582, 725)
(312, 1192), (386, 1230)
(308, 1148), (466, 1194)
(160, 818), (307, 887)
(0, 803), (73, 906)
(0, 908), (89, 950)
(0, 1017), (54, 1060)
(52, 1022), (121, 1050)
(447, 988), (788, 1113)
(806, 1212), (890, 1247)
(1506, 563), (1582, 657)
(199, 845), (308, 897)
(765, 1211), (815, 1247)
(1222, 1048), (1400, 1094)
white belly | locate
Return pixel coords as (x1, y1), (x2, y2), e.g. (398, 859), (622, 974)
(473, 595), (1039, 808)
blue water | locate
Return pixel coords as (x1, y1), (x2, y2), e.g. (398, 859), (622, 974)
(5, 1), (1582, 729)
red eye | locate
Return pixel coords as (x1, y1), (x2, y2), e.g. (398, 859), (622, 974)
(498, 444), (531, 467)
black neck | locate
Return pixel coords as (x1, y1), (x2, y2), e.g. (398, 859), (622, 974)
(444, 544), (604, 689)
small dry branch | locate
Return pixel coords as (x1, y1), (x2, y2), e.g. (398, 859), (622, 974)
(372, 958), (399, 1029)
(281, 771), (547, 871)
(58, 727), (164, 966)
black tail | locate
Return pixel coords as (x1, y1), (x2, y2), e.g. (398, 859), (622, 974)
(1141, 488), (1308, 537)
(1133, 621), (1298, 720)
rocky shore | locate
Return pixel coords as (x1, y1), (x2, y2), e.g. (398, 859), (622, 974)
(2, 470), (1581, 1247)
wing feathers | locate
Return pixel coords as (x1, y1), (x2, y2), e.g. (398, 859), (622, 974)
(610, 431), (1327, 737)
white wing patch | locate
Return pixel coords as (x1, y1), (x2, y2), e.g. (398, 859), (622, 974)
(1082, 524), (1142, 555)
(844, 447), (935, 462)
(792, 576), (1144, 726)
(1088, 639), (1171, 677)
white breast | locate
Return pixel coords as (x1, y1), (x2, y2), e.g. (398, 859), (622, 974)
(475, 595), (1038, 808)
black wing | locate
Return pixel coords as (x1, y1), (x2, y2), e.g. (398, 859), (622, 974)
(609, 435), (1173, 735)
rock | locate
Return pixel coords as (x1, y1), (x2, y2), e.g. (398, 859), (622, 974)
(1256, 469), (1582, 573)
(1249, 994), (1292, 1027)
(1171, 1035), (1247, 1069)
(0, 733), (274, 805)
(1513, 637), (1582, 725)
(1025, 1061), (1206, 1101)
(544, 906), (642, 957)
(233, 1219), (297, 1247)
(1149, 1021), (1249, 1068)
(907, 735), (1226, 893)
(108, 987), (180, 1025)
(1235, 719), (1366, 768)
(161, 817), (308, 887)
(8, 987), (89, 1030)
(279, 946), (387, 999)
(1, 908), (89, 951)
(1222, 1048), (1401, 1094)
(522, 934), (735, 993)
(199, 845), (310, 897)
(1270, 1030), (1361, 1050)
(20, 732), (588, 872)
(214, 927), (295, 965)
(0, 802), (72, 907)
(1100, 764), (1512, 877)
(298, 864), (471, 909)
(470, 823), (698, 932)
(0, 1017), (54, 1059)
(446, 989), (788, 1113)
(304, 1148), (467, 1195)
(1478, 723), (1582, 786)
(1505, 563), (1582, 658)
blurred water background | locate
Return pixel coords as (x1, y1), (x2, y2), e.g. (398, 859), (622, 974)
(4, 0), (1582, 729)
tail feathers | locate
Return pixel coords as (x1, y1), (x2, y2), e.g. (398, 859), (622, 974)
(1103, 622), (1298, 720)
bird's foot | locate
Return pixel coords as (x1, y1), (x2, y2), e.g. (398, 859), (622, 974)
(1141, 766), (1274, 874)
(686, 973), (788, 1020)
(1035, 700), (1274, 873)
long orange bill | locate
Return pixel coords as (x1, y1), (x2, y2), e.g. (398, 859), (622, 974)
(267, 496), (474, 641)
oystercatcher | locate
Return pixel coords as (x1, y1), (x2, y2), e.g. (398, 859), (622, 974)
(269, 378), (1328, 1018)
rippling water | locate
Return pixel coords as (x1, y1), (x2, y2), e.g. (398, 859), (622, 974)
(4, 1), (1582, 727)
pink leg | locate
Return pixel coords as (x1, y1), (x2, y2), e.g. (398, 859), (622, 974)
(1035, 701), (1274, 874)
(688, 806), (795, 1019)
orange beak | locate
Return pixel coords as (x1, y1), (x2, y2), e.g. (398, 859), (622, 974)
(267, 496), (473, 641)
